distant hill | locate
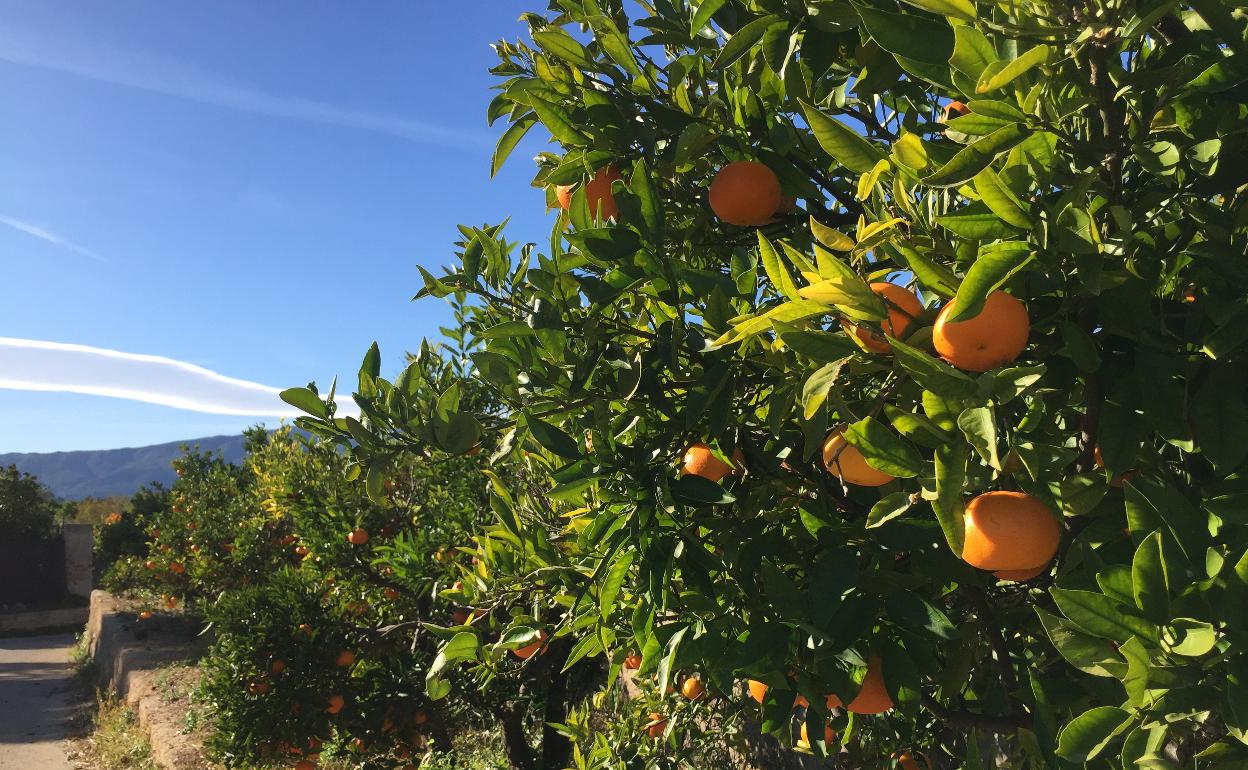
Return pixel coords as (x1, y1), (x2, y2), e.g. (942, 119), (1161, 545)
(0, 434), (247, 500)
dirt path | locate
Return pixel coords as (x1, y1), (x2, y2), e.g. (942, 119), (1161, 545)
(0, 632), (79, 770)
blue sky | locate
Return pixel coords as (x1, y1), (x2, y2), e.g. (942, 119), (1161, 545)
(0, 1), (551, 452)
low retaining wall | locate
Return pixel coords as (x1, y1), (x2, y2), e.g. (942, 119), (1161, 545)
(0, 606), (89, 635)
(85, 590), (216, 770)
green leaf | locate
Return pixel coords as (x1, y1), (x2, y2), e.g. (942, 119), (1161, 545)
(810, 216), (856, 251)
(935, 203), (1020, 240)
(525, 414), (581, 459)
(932, 442), (967, 555)
(672, 474), (736, 505)
(777, 327), (860, 361)
(691, 0), (729, 35)
(977, 44), (1050, 93)
(843, 416), (922, 477)
(899, 0), (975, 22)
(800, 100), (886, 174)
(888, 337), (978, 398)
(957, 406), (1000, 470)
(1132, 531), (1169, 622)
(946, 243), (1032, 322)
(1056, 706), (1132, 763)
(279, 387), (328, 419)
(972, 167), (1030, 228)
(885, 244), (960, 298)
(949, 26), (996, 80)
(885, 591), (958, 639)
(631, 158), (663, 244)
(867, 491), (915, 528)
(758, 233), (800, 300)
(1193, 368), (1248, 474)
(1050, 588), (1160, 644)
(712, 15), (783, 70)
(923, 123), (1032, 188)
(802, 359), (849, 421)
(532, 28), (594, 68)
(1164, 618), (1217, 657)
(1035, 607), (1127, 678)
(529, 95), (589, 147)
(854, 3), (954, 65)
(492, 116), (536, 177)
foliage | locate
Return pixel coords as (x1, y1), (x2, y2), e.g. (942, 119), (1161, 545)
(282, 1), (1248, 768)
(96, 485), (169, 586)
(0, 464), (67, 539)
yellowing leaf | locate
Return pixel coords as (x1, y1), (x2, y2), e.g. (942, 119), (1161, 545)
(810, 216), (856, 251)
(892, 132), (930, 170)
(856, 158), (892, 200)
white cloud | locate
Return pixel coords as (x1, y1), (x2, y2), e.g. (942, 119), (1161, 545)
(0, 337), (357, 418)
(0, 215), (105, 262)
(0, 27), (492, 151)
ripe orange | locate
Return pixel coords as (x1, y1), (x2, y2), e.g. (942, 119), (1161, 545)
(334, 650), (356, 667)
(169, 561), (186, 575)
(776, 194), (798, 216)
(681, 443), (744, 483)
(413, 709), (428, 725)
(270, 659), (286, 673)
(247, 681), (271, 695)
(556, 165), (621, 221)
(681, 676), (705, 701)
(294, 545), (309, 557)
(347, 528), (370, 545)
(297, 623), (314, 636)
(646, 712), (667, 739)
(993, 563), (1050, 581)
(513, 630), (549, 660)
(842, 283), (924, 354)
(138, 610), (153, 620)
(933, 290), (1030, 372)
(962, 491), (1060, 571)
(144, 560), (156, 570)
(799, 721), (836, 747)
(897, 751), (934, 770)
(708, 161), (782, 226)
(623, 652), (643, 670)
(942, 100), (969, 123)
(325, 694), (344, 715)
(294, 761), (316, 770)
(383, 587), (399, 600)
(820, 657), (892, 714)
(451, 608), (470, 625)
(747, 680), (809, 708)
(822, 432), (894, 487)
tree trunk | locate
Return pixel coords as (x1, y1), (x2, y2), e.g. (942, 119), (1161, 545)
(537, 639), (572, 769)
(500, 705), (535, 770)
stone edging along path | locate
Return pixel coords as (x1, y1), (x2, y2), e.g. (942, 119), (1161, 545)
(84, 590), (217, 770)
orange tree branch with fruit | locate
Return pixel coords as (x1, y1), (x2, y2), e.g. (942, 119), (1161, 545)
(283, 1), (1248, 768)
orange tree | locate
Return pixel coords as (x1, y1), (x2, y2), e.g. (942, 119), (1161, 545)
(284, 1), (1248, 768)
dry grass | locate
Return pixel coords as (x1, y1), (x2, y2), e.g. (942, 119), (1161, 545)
(86, 696), (158, 770)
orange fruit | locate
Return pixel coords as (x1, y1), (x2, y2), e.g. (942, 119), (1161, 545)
(646, 712), (667, 739)
(941, 100), (969, 122)
(799, 721), (836, 747)
(747, 680), (808, 707)
(383, 587), (399, 600)
(451, 608), (470, 625)
(294, 761), (316, 770)
(297, 623), (313, 636)
(822, 432), (894, 487)
(144, 560), (156, 570)
(841, 283), (924, 354)
(556, 165), (621, 221)
(138, 610), (153, 620)
(325, 694), (344, 715)
(623, 652), (642, 670)
(681, 443), (744, 483)
(961, 491), (1060, 571)
(347, 528), (370, 545)
(843, 655), (893, 714)
(334, 650), (356, 667)
(776, 194), (798, 215)
(932, 290), (1030, 372)
(993, 563), (1050, 581)
(897, 751), (933, 770)
(708, 161), (782, 226)
(247, 681), (271, 695)
(270, 659), (286, 673)
(294, 545), (309, 557)
(513, 630), (549, 660)
(681, 676), (705, 701)
(169, 561), (186, 575)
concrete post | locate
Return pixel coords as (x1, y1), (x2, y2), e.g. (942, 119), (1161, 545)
(62, 523), (94, 599)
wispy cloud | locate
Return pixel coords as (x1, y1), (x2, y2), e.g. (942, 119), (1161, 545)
(0, 28), (491, 151)
(0, 337), (357, 418)
(0, 215), (105, 262)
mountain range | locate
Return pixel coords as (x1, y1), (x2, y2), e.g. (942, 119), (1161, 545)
(0, 434), (247, 500)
